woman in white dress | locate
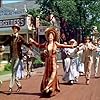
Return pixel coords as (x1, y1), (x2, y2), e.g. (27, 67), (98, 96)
(63, 39), (79, 85)
(93, 38), (100, 77)
(77, 43), (85, 75)
(16, 60), (24, 79)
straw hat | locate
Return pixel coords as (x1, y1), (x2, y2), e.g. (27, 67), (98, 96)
(69, 39), (77, 46)
(45, 27), (59, 41)
(85, 36), (90, 40)
(12, 24), (20, 31)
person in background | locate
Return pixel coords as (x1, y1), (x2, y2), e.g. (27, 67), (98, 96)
(82, 36), (96, 85)
(77, 43), (85, 76)
(93, 38), (100, 77)
(26, 48), (34, 78)
(16, 59), (24, 80)
(63, 39), (79, 85)
(0, 45), (5, 88)
(29, 27), (74, 97)
(60, 32), (67, 72)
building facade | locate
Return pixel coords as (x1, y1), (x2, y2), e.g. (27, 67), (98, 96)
(0, 1), (40, 60)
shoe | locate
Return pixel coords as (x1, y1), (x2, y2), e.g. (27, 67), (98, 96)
(80, 72), (84, 76)
(67, 80), (74, 85)
(26, 74), (31, 79)
(86, 79), (89, 85)
(75, 77), (78, 82)
(47, 90), (52, 96)
(7, 88), (12, 95)
(94, 73), (97, 78)
(70, 80), (74, 85)
(62, 77), (66, 81)
(45, 89), (52, 97)
(16, 85), (22, 92)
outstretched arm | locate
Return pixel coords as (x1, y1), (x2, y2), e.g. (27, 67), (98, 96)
(55, 41), (74, 48)
(19, 35), (31, 48)
(29, 38), (45, 48)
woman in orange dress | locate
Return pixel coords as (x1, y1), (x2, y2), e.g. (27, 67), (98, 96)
(29, 27), (73, 97)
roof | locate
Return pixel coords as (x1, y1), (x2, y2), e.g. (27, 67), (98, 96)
(1, 1), (39, 10)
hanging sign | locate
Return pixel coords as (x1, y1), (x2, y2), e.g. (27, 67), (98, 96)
(0, 18), (25, 28)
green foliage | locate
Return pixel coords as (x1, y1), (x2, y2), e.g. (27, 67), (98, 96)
(35, 0), (100, 35)
(33, 57), (43, 64)
(4, 63), (12, 71)
(27, 8), (41, 17)
(41, 19), (51, 26)
(0, 71), (11, 75)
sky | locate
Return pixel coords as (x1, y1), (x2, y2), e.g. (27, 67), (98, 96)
(2, 0), (24, 4)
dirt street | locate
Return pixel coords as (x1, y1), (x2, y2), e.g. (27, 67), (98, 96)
(0, 63), (100, 100)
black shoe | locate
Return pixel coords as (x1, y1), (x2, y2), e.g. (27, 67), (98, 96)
(7, 88), (12, 95)
(48, 90), (52, 95)
(26, 74), (31, 79)
(67, 80), (74, 85)
(70, 80), (74, 85)
(16, 86), (22, 92)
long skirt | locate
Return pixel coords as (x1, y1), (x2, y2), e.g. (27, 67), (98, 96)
(16, 60), (24, 79)
(40, 56), (60, 96)
(63, 58), (79, 82)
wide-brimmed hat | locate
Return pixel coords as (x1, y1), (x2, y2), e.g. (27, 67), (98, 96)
(45, 27), (59, 41)
(69, 39), (77, 46)
(12, 24), (20, 31)
(85, 36), (90, 40)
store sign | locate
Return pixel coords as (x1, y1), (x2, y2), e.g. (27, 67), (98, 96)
(0, 18), (25, 28)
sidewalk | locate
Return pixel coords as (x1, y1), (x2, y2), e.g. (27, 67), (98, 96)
(0, 67), (44, 81)
(0, 60), (62, 82)
(1, 61), (100, 100)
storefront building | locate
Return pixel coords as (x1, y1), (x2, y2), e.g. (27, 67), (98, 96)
(0, 1), (40, 60)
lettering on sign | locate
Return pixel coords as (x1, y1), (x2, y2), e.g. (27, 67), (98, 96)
(0, 18), (25, 28)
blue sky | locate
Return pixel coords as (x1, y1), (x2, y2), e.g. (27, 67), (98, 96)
(2, 0), (24, 4)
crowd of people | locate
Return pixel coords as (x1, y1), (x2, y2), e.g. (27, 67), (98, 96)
(61, 36), (99, 85)
(0, 25), (100, 98)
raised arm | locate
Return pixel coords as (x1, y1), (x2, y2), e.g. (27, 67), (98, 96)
(19, 35), (31, 48)
(29, 38), (45, 48)
(55, 41), (73, 48)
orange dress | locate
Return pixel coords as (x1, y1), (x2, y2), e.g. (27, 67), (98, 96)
(31, 41), (70, 96)
(40, 42), (60, 96)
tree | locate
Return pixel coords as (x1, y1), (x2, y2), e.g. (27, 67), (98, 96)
(35, 0), (100, 39)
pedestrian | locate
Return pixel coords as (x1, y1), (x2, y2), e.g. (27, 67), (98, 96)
(16, 59), (24, 79)
(0, 45), (5, 88)
(77, 43), (85, 76)
(93, 38), (100, 77)
(1, 24), (31, 94)
(82, 36), (96, 85)
(60, 32), (67, 72)
(63, 39), (79, 85)
(26, 48), (34, 78)
(29, 27), (74, 97)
